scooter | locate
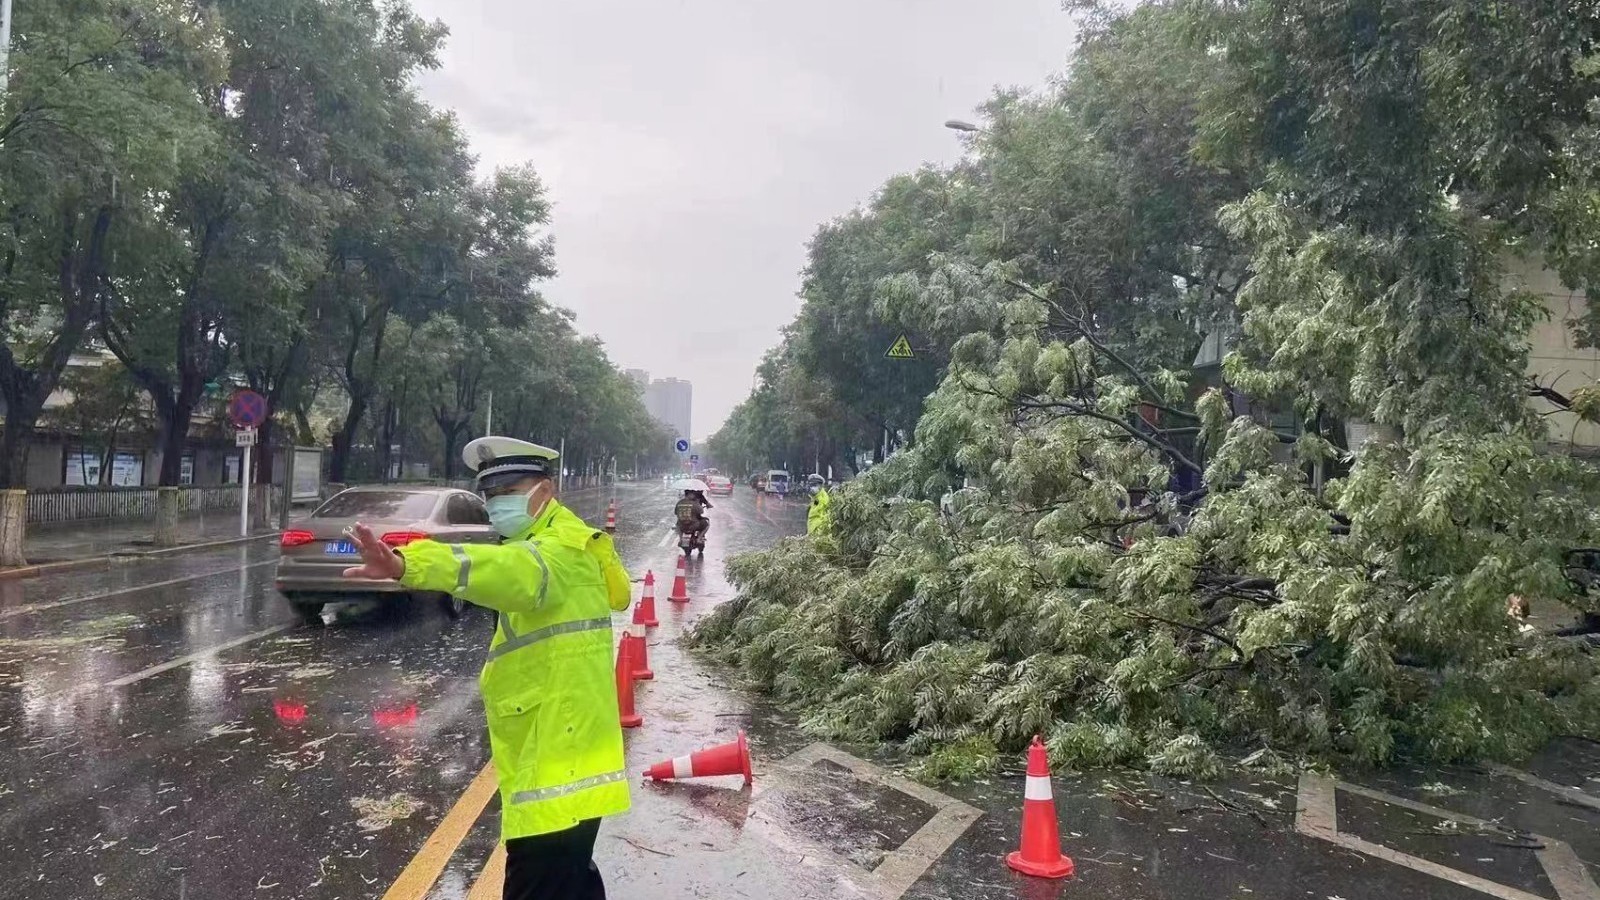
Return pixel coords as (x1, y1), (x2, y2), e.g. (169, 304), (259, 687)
(677, 521), (707, 557)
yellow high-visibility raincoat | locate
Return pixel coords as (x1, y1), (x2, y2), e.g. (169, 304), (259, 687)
(396, 500), (631, 840)
(807, 487), (832, 536)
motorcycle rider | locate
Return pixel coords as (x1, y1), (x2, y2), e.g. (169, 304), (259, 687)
(674, 487), (712, 546)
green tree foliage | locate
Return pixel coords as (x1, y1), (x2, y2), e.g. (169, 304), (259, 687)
(1, 0), (663, 489)
(44, 359), (153, 485)
(697, 0), (1600, 775)
(0, 0), (221, 487)
(706, 344), (856, 478)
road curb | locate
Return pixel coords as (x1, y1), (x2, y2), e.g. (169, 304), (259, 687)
(0, 532), (277, 581)
(0, 482), (627, 582)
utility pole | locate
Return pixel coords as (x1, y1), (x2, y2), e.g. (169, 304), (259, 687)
(1, 0), (15, 98)
(485, 390), (493, 435)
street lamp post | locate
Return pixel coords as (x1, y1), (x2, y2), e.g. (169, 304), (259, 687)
(1, 0), (15, 98)
(944, 117), (1005, 243)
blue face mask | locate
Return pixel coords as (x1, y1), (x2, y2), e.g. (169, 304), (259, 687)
(486, 489), (540, 537)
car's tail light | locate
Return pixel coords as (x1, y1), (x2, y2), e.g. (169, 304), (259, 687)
(373, 702), (418, 729)
(380, 531), (429, 547)
(273, 698), (307, 725)
(280, 529), (315, 548)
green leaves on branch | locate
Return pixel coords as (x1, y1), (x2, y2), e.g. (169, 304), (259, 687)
(696, 0), (1600, 778)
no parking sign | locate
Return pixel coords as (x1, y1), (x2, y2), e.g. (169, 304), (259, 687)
(228, 390), (268, 428)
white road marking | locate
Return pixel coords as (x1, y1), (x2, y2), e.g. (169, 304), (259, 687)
(769, 743), (981, 900)
(1, 559), (279, 619)
(105, 624), (295, 687)
(1295, 773), (1600, 900)
(1487, 763), (1600, 812)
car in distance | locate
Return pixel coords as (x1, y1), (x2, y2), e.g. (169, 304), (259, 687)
(275, 486), (498, 623)
(704, 474), (734, 495)
(764, 469), (791, 497)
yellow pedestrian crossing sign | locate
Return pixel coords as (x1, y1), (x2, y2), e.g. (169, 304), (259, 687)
(884, 334), (916, 359)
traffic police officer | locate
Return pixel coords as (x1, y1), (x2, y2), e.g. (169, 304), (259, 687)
(342, 437), (630, 899)
(807, 483), (832, 536)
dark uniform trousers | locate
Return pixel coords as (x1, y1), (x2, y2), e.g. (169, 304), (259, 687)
(503, 818), (606, 900)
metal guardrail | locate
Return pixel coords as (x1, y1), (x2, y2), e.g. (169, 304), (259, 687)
(26, 484), (249, 526)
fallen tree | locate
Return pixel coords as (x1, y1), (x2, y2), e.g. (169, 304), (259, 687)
(695, 0), (1600, 777)
(693, 279), (1600, 778)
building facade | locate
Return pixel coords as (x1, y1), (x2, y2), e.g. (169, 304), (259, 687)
(1509, 256), (1600, 451)
(645, 377), (693, 447)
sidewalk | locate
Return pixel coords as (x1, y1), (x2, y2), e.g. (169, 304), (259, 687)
(8, 483), (617, 575)
(16, 513), (280, 570)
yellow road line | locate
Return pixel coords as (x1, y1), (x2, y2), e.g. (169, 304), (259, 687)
(465, 843), (507, 900)
(381, 761), (499, 900)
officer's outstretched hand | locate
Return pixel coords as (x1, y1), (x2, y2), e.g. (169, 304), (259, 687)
(342, 522), (406, 581)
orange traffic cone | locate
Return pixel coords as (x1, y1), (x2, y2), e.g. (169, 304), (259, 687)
(1006, 736), (1074, 879)
(634, 572), (659, 627)
(615, 636), (642, 728)
(667, 555), (691, 603)
(644, 731), (752, 786)
(605, 498), (617, 533)
(628, 626), (653, 681)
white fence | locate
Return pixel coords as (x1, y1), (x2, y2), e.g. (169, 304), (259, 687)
(27, 485), (251, 526)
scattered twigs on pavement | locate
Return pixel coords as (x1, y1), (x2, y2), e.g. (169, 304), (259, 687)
(1202, 786), (1272, 829)
(621, 835), (674, 857)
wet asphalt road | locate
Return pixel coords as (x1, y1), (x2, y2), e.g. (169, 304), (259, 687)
(0, 484), (824, 900)
(3, 482), (1598, 900)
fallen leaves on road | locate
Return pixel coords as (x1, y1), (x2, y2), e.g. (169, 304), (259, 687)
(0, 614), (142, 650)
(350, 793), (422, 831)
(206, 722), (254, 738)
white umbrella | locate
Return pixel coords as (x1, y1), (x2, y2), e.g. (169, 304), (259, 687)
(679, 479), (709, 492)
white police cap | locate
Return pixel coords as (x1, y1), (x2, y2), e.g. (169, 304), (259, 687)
(462, 436), (559, 491)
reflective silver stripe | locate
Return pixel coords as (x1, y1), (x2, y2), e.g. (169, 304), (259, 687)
(522, 541), (550, 607)
(489, 541), (553, 649)
(449, 544), (471, 594)
(510, 770), (626, 805)
(487, 616), (611, 661)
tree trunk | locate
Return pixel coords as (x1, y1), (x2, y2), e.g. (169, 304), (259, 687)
(436, 415), (467, 480)
(154, 387), (199, 486)
(0, 204), (113, 489)
(255, 418), (276, 485)
(0, 490), (26, 567)
(330, 301), (390, 483)
(0, 393), (41, 488)
(99, 440), (115, 486)
(293, 406), (315, 446)
(377, 399), (397, 482)
(154, 486), (180, 547)
(329, 396), (365, 483)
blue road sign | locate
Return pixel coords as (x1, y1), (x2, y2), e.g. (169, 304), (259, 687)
(675, 439), (689, 453)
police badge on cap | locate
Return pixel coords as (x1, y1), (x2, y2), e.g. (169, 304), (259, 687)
(462, 436), (559, 492)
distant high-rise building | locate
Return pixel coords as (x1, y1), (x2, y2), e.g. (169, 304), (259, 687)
(624, 368), (649, 391)
(645, 377), (692, 448)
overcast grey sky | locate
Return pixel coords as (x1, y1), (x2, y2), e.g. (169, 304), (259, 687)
(406, 0), (1076, 439)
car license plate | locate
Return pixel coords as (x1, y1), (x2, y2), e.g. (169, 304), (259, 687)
(324, 540), (357, 556)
